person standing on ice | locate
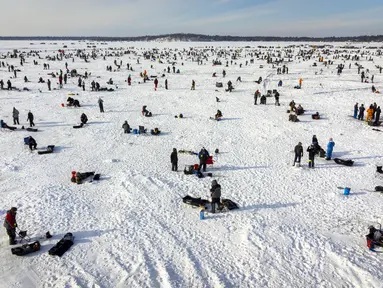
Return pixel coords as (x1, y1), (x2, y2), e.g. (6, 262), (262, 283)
(358, 104), (365, 120)
(191, 80), (196, 90)
(293, 142), (303, 167)
(58, 74), (63, 88)
(198, 148), (209, 172)
(366, 105), (374, 121)
(326, 138), (335, 160)
(170, 148), (178, 172)
(12, 107), (19, 125)
(353, 103), (358, 118)
(165, 79), (168, 90)
(254, 90), (261, 105)
(375, 106), (381, 124)
(274, 91), (280, 106)
(3, 207), (17, 245)
(122, 121), (130, 133)
(307, 144), (316, 169)
(98, 97), (104, 113)
(210, 180), (221, 213)
(361, 72), (365, 83)
(154, 78), (158, 91)
(27, 111), (35, 127)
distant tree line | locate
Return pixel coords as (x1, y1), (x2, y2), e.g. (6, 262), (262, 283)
(1, 33), (383, 42)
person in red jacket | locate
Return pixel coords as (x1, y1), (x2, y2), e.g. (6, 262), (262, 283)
(3, 207), (17, 245)
(154, 78), (158, 91)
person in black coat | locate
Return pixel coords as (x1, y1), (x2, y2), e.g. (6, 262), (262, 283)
(358, 104), (365, 120)
(312, 135), (319, 152)
(80, 113), (88, 124)
(307, 144), (316, 168)
(98, 98), (104, 113)
(274, 91), (280, 106)
(260, 95), (266, 105)
(198, 148), (209, 172)
(28, 136), (37, 151)
(27, 111), (35, 127)
(122, 121), (130, 133)
(375, 106), (381, 124)
(170, 148), (178, 171)
(293, 142), (303, 166)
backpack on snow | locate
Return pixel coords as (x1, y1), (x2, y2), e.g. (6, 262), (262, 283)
(221, 199), (239, 210)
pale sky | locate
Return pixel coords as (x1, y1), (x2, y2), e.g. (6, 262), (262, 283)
(0, 0), (382, 37)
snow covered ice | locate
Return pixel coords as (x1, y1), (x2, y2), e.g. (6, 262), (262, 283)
(1, 40), (383, 287)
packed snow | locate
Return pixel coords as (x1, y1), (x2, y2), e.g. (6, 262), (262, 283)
(1, 40), (383, 288)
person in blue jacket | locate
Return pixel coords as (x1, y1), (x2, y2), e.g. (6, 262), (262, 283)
(326, 138), (335, 160)
(353, 103), (358, 119)
(198, 148), (210, 172)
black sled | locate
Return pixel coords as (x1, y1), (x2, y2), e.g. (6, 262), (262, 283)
(11, 241), (41, 256)
(73, 123), (84, 129)
(38, 145), (55, 155)
(49, 233), (74, 257)
(334, 158), (354, 166)
(26, 128), (38, 132)
(183, 195), (209, 208)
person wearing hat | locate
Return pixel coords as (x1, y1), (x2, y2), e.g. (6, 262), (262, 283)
(326, 138), (335, 160)
(293, 142), (304, 167)
(3, 207), (17, 245)
(210, 180), (221, 213)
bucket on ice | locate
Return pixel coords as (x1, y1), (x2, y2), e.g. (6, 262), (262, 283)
(133, 129), (138, 134)
(344, 187), (351, 195)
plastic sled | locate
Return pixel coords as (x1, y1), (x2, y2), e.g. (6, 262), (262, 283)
(11, 241), (41, 256)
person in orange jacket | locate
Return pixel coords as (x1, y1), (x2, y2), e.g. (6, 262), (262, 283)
(299, 78), (303, 87)
(366, 105), (374, 121)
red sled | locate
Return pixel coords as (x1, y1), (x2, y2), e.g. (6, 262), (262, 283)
(206, 156), (214, 165)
